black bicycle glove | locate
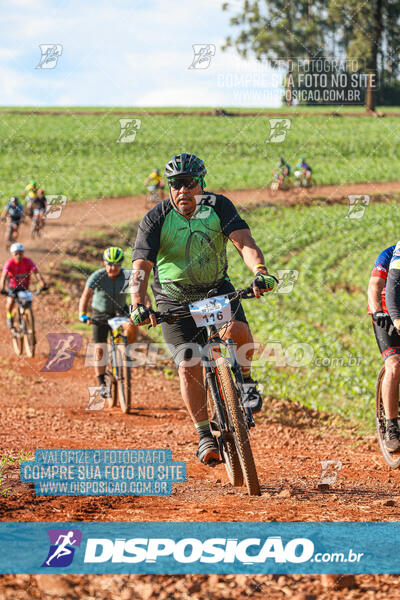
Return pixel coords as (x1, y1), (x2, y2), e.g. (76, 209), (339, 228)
(252, 273), (279, 293)
(0, 289), (7, 296)
(372, 311), (393, 333)
(130, 303), (152, 325)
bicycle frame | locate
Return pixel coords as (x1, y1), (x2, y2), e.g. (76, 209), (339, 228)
(108, 325), (128, 378)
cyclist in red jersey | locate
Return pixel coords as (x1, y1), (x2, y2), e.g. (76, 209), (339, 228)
(0, 243), (47, 328)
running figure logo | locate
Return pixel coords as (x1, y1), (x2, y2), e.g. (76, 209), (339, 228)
(36, 44), (63, 69)
(116, 119), (141, 143)
(41, 333), (82, 372)
(266, 118), (291, 143)
(346, 195), (370, 219)
(42, 529), (82, 567)
(188, 44), (216, 69)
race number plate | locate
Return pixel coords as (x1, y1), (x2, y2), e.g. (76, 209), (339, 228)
(108, 316), (128, 330)
(189, 294), (232, 328)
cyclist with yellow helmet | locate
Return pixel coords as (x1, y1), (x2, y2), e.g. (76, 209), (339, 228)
(22, 180), (41, 217)
(145, 169), (165, 201)
(78, 247), (140, 399)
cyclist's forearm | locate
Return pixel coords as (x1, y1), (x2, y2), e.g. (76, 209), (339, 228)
(386, 269), (400, 322)
(79, 287), (93, 315)
(34, 271), (45, 285)
(241, 245), (268, 274)
(0, 274), (6, 290)
(230, 230), (268, 274)
(367, 276), (385, 313)
(130, 259), (153, 306)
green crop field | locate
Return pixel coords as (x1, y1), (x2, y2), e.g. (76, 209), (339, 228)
(1, 108), (400, 205)
(226, 199), (400, 430)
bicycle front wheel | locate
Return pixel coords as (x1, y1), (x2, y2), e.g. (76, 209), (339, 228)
(215, 357), (260, 496)
(116, 344), (131, 414)
(23, 307), (35, 357)
(104, 355), (117, 408)
(376, 365), (400, 468)
(206, 384), (243, 487)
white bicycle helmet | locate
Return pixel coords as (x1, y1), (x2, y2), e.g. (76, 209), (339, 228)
(10, 242), (24, 253)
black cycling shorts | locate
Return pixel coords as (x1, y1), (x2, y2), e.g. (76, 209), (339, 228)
(373, 318), (400, 360)
(159, 279), (248, 366)
(91, 309), (129, 343)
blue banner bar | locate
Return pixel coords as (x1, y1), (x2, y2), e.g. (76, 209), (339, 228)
(0, 522), (399, 574)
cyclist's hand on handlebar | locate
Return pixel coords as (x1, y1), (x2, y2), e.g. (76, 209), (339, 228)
(372, 311), (393, 333)
(130, 303), (157, 327)
(251, 272), (279, 298)
(79, 313), (91, 324)
(0, 289), (7, 296)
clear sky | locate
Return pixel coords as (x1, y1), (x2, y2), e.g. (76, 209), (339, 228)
(0, 0), (283, 106)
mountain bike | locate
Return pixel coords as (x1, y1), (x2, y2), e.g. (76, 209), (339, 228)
(31, 209), (44, 239)
(3, 219), (23, 250)
(270, 173), (292, 191)
(375, 365), (400, 468)
(8, 287), (46, 357)
(294, 170), (313, 188)
(152, 286), (261, 496)
(91, 316), (131, 414)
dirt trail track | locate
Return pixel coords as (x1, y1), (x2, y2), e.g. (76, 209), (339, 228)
(1, 182), (400, 597)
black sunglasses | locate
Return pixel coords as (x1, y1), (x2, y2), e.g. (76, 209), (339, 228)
(169, 177), (201, 190)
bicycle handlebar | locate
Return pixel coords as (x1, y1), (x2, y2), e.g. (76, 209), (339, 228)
(89, 316), (128, 327)
(151, 286), (257, 326)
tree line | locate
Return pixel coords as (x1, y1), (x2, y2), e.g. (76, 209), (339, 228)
(222, 0), (400, 110)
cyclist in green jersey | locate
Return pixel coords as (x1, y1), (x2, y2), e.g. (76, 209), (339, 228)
(78, 247), (139, 399)
(130, 153), (278, 465)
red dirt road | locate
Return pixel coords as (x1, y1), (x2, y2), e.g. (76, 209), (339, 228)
(1, 182), (400, 597)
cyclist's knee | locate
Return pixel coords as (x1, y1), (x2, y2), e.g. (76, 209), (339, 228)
(224, 321), (252, 345)
(124, 322), (137, 344)
(94, 343), (105, 362)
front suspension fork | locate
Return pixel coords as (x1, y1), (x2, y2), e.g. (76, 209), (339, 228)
(225, 337), (255, 429)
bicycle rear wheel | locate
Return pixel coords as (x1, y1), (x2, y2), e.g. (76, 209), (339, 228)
(11, 306), (23, 356)
(116, 344), (130, 414)
(23, 307), (35, 357)
(206, 384), (243, 486)
(376, 365), (400, 468)
(215, 357), (260, 496)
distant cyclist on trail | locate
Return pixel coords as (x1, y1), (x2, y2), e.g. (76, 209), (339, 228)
(22, 180), (41, 217)
(273, 157), (291, 188)
(78, 247), (141, 400)
(377, 242), (400, 451)
(0, 243), (47, 329)
(145, 168), (165, 201)
(31, 188), (47, 231)
(295, 157), (312, 184)
(130, 152), (278, 465)
(1, 197), (24, 245)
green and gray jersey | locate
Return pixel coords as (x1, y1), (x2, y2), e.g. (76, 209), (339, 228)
(132, 194), (249, 304)
(86, 267), (129, 315)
